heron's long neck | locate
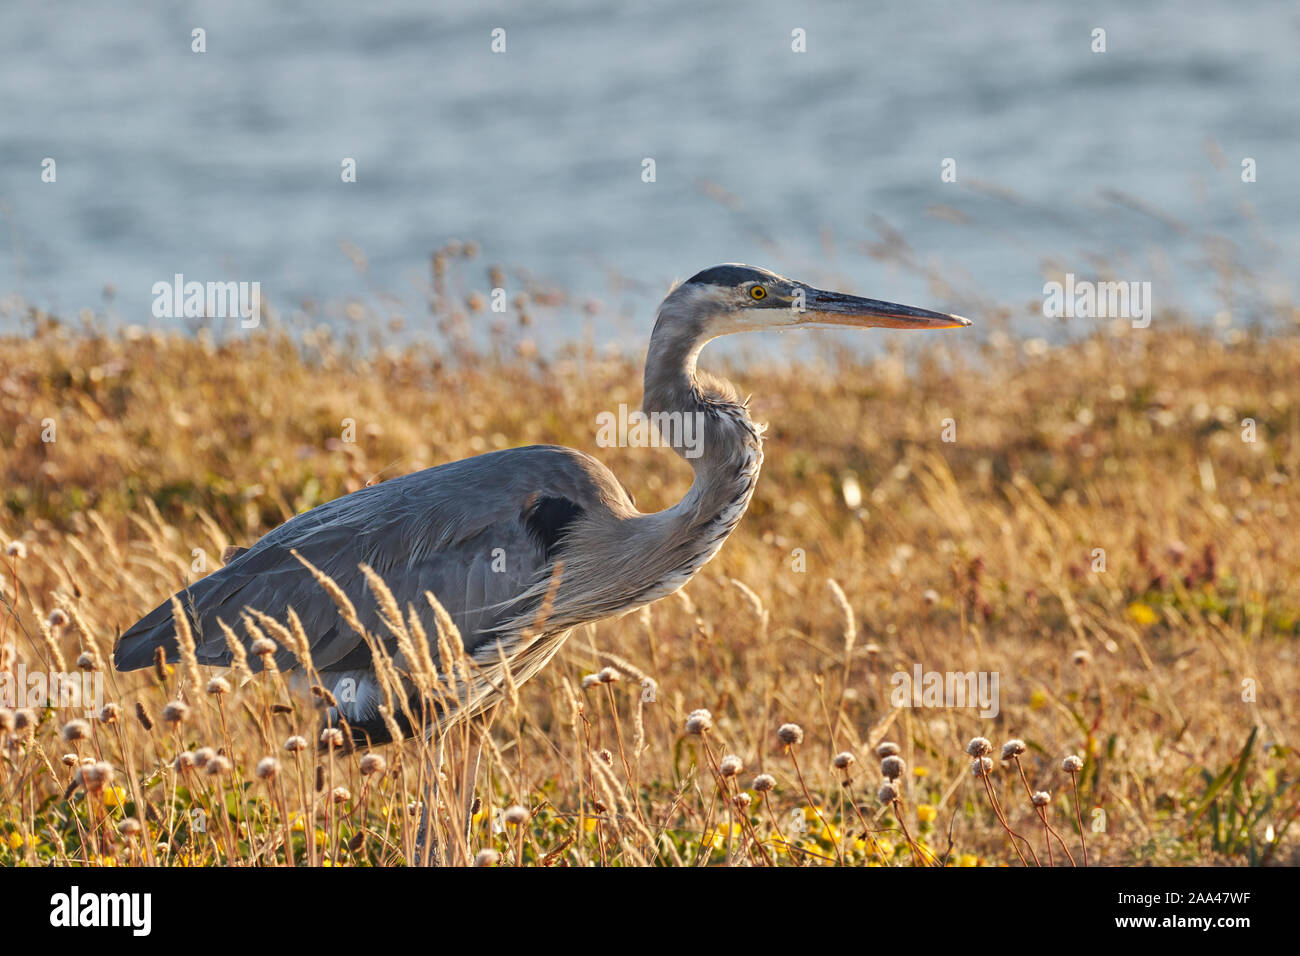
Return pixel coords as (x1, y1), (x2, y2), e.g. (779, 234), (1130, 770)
(502, 310), (765, 630)
(639, 320), (765, 583)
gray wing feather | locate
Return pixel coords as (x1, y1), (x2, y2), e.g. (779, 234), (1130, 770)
(114, 445), (625, 675)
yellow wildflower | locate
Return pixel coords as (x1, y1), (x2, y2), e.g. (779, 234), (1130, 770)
(103, 786), (128, 809)
(1127, 602), (1158, 626)
(916, 804), (937, 824)
(702, 822), (742, 848)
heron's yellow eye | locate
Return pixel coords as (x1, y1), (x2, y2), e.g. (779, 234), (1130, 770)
(750, 286), (767, 300)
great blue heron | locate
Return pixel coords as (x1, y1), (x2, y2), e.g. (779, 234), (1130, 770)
(113, 263), (969, 861)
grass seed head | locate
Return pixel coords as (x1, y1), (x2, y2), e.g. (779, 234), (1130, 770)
(475, 849), (500, 867)
(1001, 739), (1026, 760)
(503, 804), (529, 825)
(12, 708), (35, 737)
(161, 701), (190, 725)
(311, 685), (338, 707)
(685, 708), (713, 734)
(207, 677), (231, 695)
(719, 754), (743, 777)
(877, 781), (899, 804)
(1031, 791), (1051, 807)
(1062, 755), (1084, 773)
(972, 756), (994, 777)
(255, 757), (280, 780)
(832, 751), (855, 770)
(320, 727), (345, 749)
(99, 703), (121, 724)
(777, 723), (803, 746)
(880, 755), (905, 779)
(61, 719), (91, 743)
(206, 755), (233, 776)
(285, 735), (309, 753)
(752, 773), (776, 793)
(134, 701), (154, 731)
(82, 761), (113, 791)
(360, 753), (387, 776)
(966, 737), (993, 757)
(876, 741), (900, 758)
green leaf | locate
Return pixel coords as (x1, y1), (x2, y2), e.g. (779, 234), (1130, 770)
(1191, 726), (1257, 826)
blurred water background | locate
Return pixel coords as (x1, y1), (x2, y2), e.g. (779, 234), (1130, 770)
(2, 0), (1297, 352)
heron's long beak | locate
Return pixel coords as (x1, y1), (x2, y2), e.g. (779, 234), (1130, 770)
(799, 288), (971, 330)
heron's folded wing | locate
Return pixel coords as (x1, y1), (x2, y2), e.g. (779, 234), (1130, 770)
(115, 523), (547, 675)
(113, 445), (619, 676)
(116, 502), (565, 677)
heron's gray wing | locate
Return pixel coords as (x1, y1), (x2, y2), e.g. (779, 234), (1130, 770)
(113, 445), (626, 677)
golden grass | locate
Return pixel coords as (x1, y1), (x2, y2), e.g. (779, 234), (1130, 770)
(1, 302), (1298, 866)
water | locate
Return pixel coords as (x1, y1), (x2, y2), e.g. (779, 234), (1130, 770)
(2, 0), (1297, 348)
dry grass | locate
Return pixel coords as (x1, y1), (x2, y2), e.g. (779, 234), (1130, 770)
(1, 294), (1298, 866)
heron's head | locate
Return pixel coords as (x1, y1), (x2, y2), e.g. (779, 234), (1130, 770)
(658, 264), (971, 342)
